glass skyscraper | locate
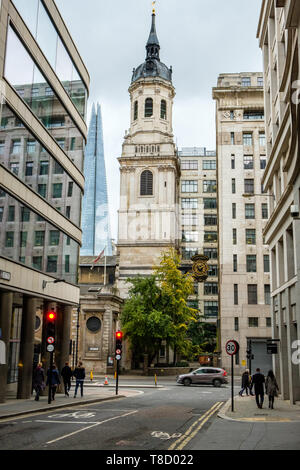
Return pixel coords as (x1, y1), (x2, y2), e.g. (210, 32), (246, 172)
(81, 103), (112, 256)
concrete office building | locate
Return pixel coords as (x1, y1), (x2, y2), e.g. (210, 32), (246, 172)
(213, 73), (272, 375)
(257, 0), (300, 402)
(0, 0), (89, 401)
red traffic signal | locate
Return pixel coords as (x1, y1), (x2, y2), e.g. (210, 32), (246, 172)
(116, 331), (123, 339)
(47, 311), (56, 321)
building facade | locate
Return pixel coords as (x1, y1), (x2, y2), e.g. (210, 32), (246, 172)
(81, 103), (113, 257)
(257, 0), (300, 402)
(213, 73), (272, 375)
(0, 0), (89, 401)
(116, 11), (180, 299)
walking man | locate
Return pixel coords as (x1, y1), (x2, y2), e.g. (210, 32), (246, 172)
(73, 361), (86, 398)
(239, 369), (251, 396)
(251, 368), (265, 409)
(61, 362), (72, 397)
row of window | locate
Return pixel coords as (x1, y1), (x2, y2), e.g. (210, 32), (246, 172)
(8, 161), (73, 179)
(233, 284), (271, 306)
(181, 180), (217, 193)
(230, 154), (266, 170)
(230, 132), (265, 146)
(0, 137), (76, 154)
(135, 145), (160, 154)
(182, 231), (218, 243)
(133, 99), (167, 120)
(234, 316), (271, 331)
(181, 214), (217, 226)
(232, 254), (270, 273)
(3, 230), (71, 248)
(18, 255), (70, 273)
(232, 228), (267, 246)
(181, 247), (218, 260)
(181, 198), (217, 209)
(181, 160), (216, 171)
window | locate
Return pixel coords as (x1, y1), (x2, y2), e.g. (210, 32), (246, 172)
(67, 182), (73, 197)
(257, 77), (264, 86)
(260, 156), (266, 169)
(245, 203), (255, 219)
(39, 161), (49, 175)
(232, 228), (237, 245)
(204, 248), (217, 259)
(230, 110), (234, 120)
(234, 317), (239, 331)
(246, 255), (257, 272)
(231, 155), (235, 169)
(134, 100), (138, 120)
(264, 284), (271, 305)
(264, 254), (270, 272)
(204, 215), (217, 226)
(203, 160), (216, 170)
(182, 231), (198, 242)
(248, 316), (259, 327)
(204, 301), (218, 318)
(70, 137), (76, 150)
(32, 256), (42, 270)
(144, 98), (153, 117)
(204, 231), (217, 242)
(244, 155), (254, 169)
(204, 282), (218, 295)
(208, 265), (218, 277)
(231, 132), (235, 145)
(181, 160), (198, 170)
(140, 170), (153, 196)
(45, 86), (54, 96)
(66, 206), (71, 219)
(182, 198), (198, 209)
(262, 203), (268, 219)
(65, 255), (70, 273)
(10, 163), (19, 175)
(232, 203), (236, 219)
(248, 285), (258, 304)
(244, 110), (264, 120)
(160, 100), (167, 119)
(25, 162), (33, 176)
(204, 198), (217, 209)
(34, 231), (45, 246)
(54, 161), (64, 174)
(246, 229), (256, 244)
(0, 207), (3, 222)
(49, 230), (60, 246)
(52, 183), (62, 198)
(182, 214), (197, 226)
(20, 231), (27, 247)
(259, 132), (266, 146)
(38, 184), (47, 198)
(8, 205), (15, 221)
(181, 180), (198, 193)
(244, 179), (254, 194)
(233, 254), (237, 272)
(266, 317), (272, 327)
(56, 138), (65, 149)
(234, 284), (238, 305)
(243, 133), (253, 146)
(26, 140), (36, 153)
(20, 207), (30, 222)
(203, 180), (216, 193)
(47, 256), (58, 273)
(182, 248), (198, 260)
(242, 77), (251, 87)
(5, 231), (14, 247)
(232, 178), (236, 194)
(0, 141), (4, 154)
(11, 140), (21, 154)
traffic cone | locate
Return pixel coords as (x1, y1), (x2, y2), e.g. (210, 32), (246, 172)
(104, 375), (109, 385)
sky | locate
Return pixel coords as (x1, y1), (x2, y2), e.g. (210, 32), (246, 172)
(55, 0), (263, 241)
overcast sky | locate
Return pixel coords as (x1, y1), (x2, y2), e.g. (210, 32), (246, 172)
(55, 0), (263, 241)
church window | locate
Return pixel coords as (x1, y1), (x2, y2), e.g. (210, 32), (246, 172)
(140, 170), (153, 196)
(145, 98), (153, 117)
(161, 100), (167, 119)
(134, 101), (138, 120)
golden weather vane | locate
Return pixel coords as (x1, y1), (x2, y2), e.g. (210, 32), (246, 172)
(152, 1), (156, 14)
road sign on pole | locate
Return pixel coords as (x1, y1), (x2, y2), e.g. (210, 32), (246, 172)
(225, 340), (239, 412)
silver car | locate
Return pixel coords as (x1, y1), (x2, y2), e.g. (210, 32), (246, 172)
(176, 367), (228, 387)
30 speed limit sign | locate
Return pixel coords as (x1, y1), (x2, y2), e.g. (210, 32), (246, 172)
(225, 340), (239, 356)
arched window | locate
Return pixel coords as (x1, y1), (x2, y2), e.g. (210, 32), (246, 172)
(145, 98), (153, 117)
(140, 170), (153, 196)
(134, 101), (138, 120)
(160, 99), (167, 119)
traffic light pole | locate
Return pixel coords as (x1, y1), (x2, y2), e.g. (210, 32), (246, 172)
(249, 339), (252, 376)
(48, 350), (53, 404)
(116, 359), (119, 396)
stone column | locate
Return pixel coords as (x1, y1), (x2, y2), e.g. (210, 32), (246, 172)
(17, 297), (37, 399)
(278, 292), (290, 399)
(0, 292), (13, 403)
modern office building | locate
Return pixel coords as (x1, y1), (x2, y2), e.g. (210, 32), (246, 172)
(179, 147), (218, 325)
(81, 103), (113, 257)
(257, 0), (300, 402)
(0, 0), (89, 401)
(213, 73), (272, 375)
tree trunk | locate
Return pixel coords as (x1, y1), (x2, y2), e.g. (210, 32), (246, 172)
(173, 345), (177, 366)
(143, 354), (148, 375)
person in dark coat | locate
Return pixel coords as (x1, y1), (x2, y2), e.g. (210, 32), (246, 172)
(73, 361), (85, 398)
(46, 364), (60, 401)
(239, 369), (251, 396)
(251, 368), (265, 408)
(61, 362), (72, 397)
(265, 370), (279, 409)
(32, 363), (45, 401)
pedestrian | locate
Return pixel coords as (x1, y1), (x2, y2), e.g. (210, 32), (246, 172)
(61, 361), (72, 397)
(73, 361), (85, 398)
(239, 369), (251, 396)
(32, 363), (45, 401)
(265, 370), (279, 409)
(46, 364), (60, 401)
(251, 368), (265, 409)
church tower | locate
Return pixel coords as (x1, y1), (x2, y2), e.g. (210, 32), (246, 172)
(117, 8), (180, 297)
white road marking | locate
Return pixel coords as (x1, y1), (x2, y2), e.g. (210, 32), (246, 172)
(151, 431), (182, 440)
(44, 409), (138, 446)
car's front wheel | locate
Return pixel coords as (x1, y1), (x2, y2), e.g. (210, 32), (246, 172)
(183, 378), (192, 386)
(213, 379), (222, 388)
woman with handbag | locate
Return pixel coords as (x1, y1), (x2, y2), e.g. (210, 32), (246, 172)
(46, 363), (60, 401)
(265, 370), (279, 409)
(32, 363), (45, 401)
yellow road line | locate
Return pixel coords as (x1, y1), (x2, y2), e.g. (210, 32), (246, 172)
(168, 401), (222, 451)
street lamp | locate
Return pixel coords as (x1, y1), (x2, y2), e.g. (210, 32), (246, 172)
(42, 278), (66, 289)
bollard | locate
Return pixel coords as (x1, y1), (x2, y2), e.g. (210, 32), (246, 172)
(90, 370), (93, 381)
(154, 374), (157, 386)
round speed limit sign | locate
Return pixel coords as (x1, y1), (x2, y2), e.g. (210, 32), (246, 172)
(225, 340), (239, 356)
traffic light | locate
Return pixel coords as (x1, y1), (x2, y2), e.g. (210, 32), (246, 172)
(46, 310), (56, 344)
(246, 349), (254, 360)
(115, 331), (123, 359)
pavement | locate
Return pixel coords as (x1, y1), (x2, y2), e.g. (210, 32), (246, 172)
(219, 393), (300, 422)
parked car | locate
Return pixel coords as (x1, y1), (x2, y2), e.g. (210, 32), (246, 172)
(176, 367), (228, 387)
